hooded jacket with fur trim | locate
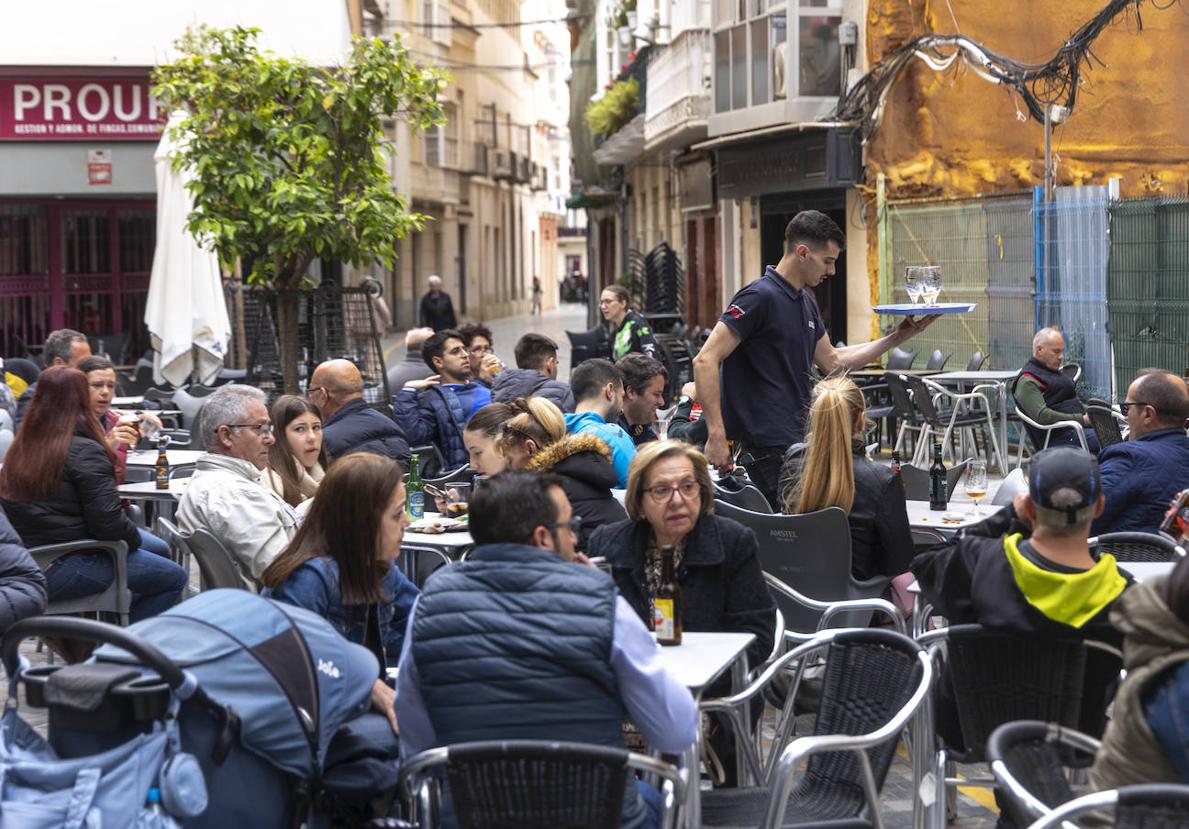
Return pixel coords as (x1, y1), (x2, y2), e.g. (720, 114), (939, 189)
(525, 433), (627, 551)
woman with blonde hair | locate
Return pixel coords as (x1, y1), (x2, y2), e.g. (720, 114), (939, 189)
(778, 375), (914, 581)
(497, 396), (626, 549)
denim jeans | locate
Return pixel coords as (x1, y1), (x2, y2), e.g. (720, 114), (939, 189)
(136, 528), (171, 558)
(44, 545), (187, 623)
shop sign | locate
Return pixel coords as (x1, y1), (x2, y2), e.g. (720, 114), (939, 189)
(0, 77), (162, 141)
(87, 149), (112, 185)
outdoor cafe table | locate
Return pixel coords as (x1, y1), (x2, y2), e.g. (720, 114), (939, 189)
(402, 514), (474, 556)
(848, 367), (940, 379)
(654, 631), (755, 829)
(929, 370), (1020, 473)
(126, 449), (204, 471)
(906, 500), (1003, 537)
(117, 478), (189, 523)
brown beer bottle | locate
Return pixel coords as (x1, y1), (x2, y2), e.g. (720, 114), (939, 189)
(653, 545), (682, 646)
(154, 435), (170, 490)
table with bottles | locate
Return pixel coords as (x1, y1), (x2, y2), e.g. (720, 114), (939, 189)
(125, 449), (204, 471)
(905, 500), (1003, 536)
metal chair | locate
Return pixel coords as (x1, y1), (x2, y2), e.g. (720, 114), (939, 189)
(426, 465), (472, 487)
(886, 372), (927, 459)
(712, 478), (772, 514)
(925, 349), (953, 372)
(699, 627), (932, 828)
(169, 389), (207, 431)
(1090, 532), (1186, 563)
(965, 351), (987, 372)
(986, 720), (1102, 827)
(142, 387), (176, 405)
(184, 528), (251, 591)
(566, 327), (611, 371)
(714, 502), (890, 635)
(1025, 784), (1189, 829)
(915, 624), (1123, 829)
(400, 740), (684, 829)
(900, 459), (971, 502)
(1086, 398), (1126, 448)
(1014, 407), (1088, 469)
(887, 347), (917, 370)
(401, 544), (453, 589)
(1060, 363), (1082, 384)
(907, 376), (1003, 470)
(408, 444), (446, 479)
(154, 517), (193, 578)
(992, 467), (1029, 507)
(29, 540), (131, 626)
(119, 360), (156, 397)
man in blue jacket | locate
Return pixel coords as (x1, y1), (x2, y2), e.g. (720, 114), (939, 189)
(563, 359), (635, 487)
(312, 360), (411, 467)
(1093, 369), (1189, 535)
(392, 329), (492, 474)
(396, 471), (696, 829)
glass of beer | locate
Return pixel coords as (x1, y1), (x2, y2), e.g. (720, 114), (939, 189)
(964, 460), (987, 517)
(445, 483), (471, 519)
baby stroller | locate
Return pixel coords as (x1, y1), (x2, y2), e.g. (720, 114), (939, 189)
(0, 590), (403, 828)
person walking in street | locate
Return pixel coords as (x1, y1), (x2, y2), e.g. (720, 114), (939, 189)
(530, 276), (543, 315)
(600, 284), (659, 361)
(418, 274), (457, 332)
(693, 210), (939, 505)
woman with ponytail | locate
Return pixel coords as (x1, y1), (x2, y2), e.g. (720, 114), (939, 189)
(778, 376), (914, 581)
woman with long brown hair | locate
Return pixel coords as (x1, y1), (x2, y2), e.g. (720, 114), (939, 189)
(264, 395), (327, 508)
(0, 367), (187, 623)
(778, 375), (914, 581)
(260, 452), (419, 735)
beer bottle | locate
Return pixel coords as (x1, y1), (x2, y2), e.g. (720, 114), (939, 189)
(890, 451), (903, 492)
(653, 545), (682, 646)
(154, 435), (170, 490)
(406, 453), (425, 520)
(929, 441), (947, 511)
(1159, 489), (1189, 542)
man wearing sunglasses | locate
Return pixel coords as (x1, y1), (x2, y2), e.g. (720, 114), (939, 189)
(396, 471), (696, 829)
(1092, 369), (1189, 535)
(177, 384), (301, 582)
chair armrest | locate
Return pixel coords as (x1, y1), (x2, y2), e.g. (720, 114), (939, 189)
(30, 539), (129, 570)
(765, 573), (905, 637)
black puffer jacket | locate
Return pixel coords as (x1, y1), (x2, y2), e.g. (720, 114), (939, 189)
(322, 399), (411, 467)
(491, 369), (575, 413)
(0, 507), (47, 630)
(525, 433), (627, 550)
(589, 512), (777, 670)
(0, 435), (141, 552)
(778, 441), (916, 581)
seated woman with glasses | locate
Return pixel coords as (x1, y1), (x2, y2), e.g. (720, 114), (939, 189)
(261, 452), (419, 744)
(587, 440), (775, 785)
(0, 367), (188, 634)
(495, 396), (626, 550)
(778, 376), (915, 582)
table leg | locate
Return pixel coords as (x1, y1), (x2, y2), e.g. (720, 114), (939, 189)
(999, 385), (1009, 475)
(731, 652), (751, 787)
(682, 740), (699, 829)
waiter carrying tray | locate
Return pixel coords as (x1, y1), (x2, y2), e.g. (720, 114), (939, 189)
(693, 210), (940, 507)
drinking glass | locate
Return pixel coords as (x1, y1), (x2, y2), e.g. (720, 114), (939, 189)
(904, 266), (924, 305)
(964, 460), (987, 517)
(654, 405), (677, 440)
(920, 266), (943, 306)
(445, 482), (471, 519)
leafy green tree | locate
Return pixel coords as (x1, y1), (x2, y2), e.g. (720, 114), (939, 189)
(154, 26), (445, 392)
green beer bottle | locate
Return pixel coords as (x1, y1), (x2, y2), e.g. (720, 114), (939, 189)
(406, 453), (425, 520)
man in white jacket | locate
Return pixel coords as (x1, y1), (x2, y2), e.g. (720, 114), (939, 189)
(177, 385), (299, 581)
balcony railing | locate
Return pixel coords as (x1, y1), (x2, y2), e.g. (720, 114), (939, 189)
(644, 28), (712, 150)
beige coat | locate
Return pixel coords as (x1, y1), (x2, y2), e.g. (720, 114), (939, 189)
(263, 458), (325, 506)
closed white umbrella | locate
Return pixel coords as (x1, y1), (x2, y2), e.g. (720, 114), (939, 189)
(144, 111), (231, 387)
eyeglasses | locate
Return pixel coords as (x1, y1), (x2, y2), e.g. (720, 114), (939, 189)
(227, 422), (274, 436)
(307, 386), (326, 397)
(1120, 401), (1153, 416)
(644, 480), (702, 504)
(546, 517), (583, 537)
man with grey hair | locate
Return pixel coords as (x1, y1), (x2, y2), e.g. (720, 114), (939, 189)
(1010, 327), (1098, 452)
(387, 327), (436, 392)
(177, 384), (299, 581)
(15, 328), (92, 427)
(418, 274), (457, 332)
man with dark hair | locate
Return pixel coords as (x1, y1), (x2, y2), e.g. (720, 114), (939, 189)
(396, 471), (696, 829)
(563, 358), (635, 487)
(311, 359), (411, 465)
(15, 329), (92, 427)
(392, 329), (492, 472)
(693, 209), (939, 505)
(491, 333), (575, 412)
(615, 354), (667, 446)
(458, 322), (501, 386)
(1093, 369), (1189, 534)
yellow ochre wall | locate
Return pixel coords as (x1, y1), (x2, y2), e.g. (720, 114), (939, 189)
(865, 0), (1189, 199)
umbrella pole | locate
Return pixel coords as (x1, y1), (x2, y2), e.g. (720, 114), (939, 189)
(232, 258), (248, 371)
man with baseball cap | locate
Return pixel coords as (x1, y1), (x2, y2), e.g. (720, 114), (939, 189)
(912, 446), (1132, 643)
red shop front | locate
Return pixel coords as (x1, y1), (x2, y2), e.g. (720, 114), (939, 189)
(0, 69), (161, 361)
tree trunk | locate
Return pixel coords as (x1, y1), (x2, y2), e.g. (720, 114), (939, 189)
(276, 288), (301, 394)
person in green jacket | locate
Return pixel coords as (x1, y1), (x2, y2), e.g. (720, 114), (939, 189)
(599, 285), (659, 361)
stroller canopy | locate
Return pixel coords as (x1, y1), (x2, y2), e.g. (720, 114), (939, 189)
(94, 590), (378, 778)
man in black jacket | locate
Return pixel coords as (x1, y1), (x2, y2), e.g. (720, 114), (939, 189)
(418, 275), (457, 332)
(15, 329), (92, 428)
(616, 354), (667, 446)
(1012, 327), (1097, 452)
(491, 333), (574, 412)
(311, 360), (411, 467)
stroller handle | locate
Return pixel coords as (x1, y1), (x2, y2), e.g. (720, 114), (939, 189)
(2, 616), (186, 690)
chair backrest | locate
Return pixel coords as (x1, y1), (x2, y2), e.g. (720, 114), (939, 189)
(401, 545), (453, 589)
(409, 444), (446, 479)
(28, 540), (131, 625)
(185, 529), (250, 591)
(929, 625), (1121, 761)
(1060, 363), (1081, 383)
(966, 351), (987, 372)
(900, 459), (971, 501)
(790, 629), (927, 816)
(1085, 399), (1125, 448)
(1091, 532), (1185, 563)
(1026, 784), (1189, 829)
(712, 479), (773, 514)
(926, 349), (952, 371)
(170, 389), (207, 431)
(714, 502), (861, 633)
(883, 372), (918, 421)
(887, 347), (917, 370)
(566, 328), (610, 370)
(993, 468), (1028, 506)
(185, 384), (219, 399)
(904, 375), (945, 427)
(986, 720), (1099, 827)
(426, 465), (472, 487)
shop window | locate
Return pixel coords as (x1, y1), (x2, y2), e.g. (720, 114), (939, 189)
(0, 205), (48, 276)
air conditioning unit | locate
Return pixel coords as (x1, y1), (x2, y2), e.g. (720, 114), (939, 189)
(492, 149), (514, 179)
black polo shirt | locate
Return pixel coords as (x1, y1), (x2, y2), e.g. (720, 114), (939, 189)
(719, 266), (825, 448)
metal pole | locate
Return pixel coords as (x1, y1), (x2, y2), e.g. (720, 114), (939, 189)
(1043, 108), (1053, 202)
